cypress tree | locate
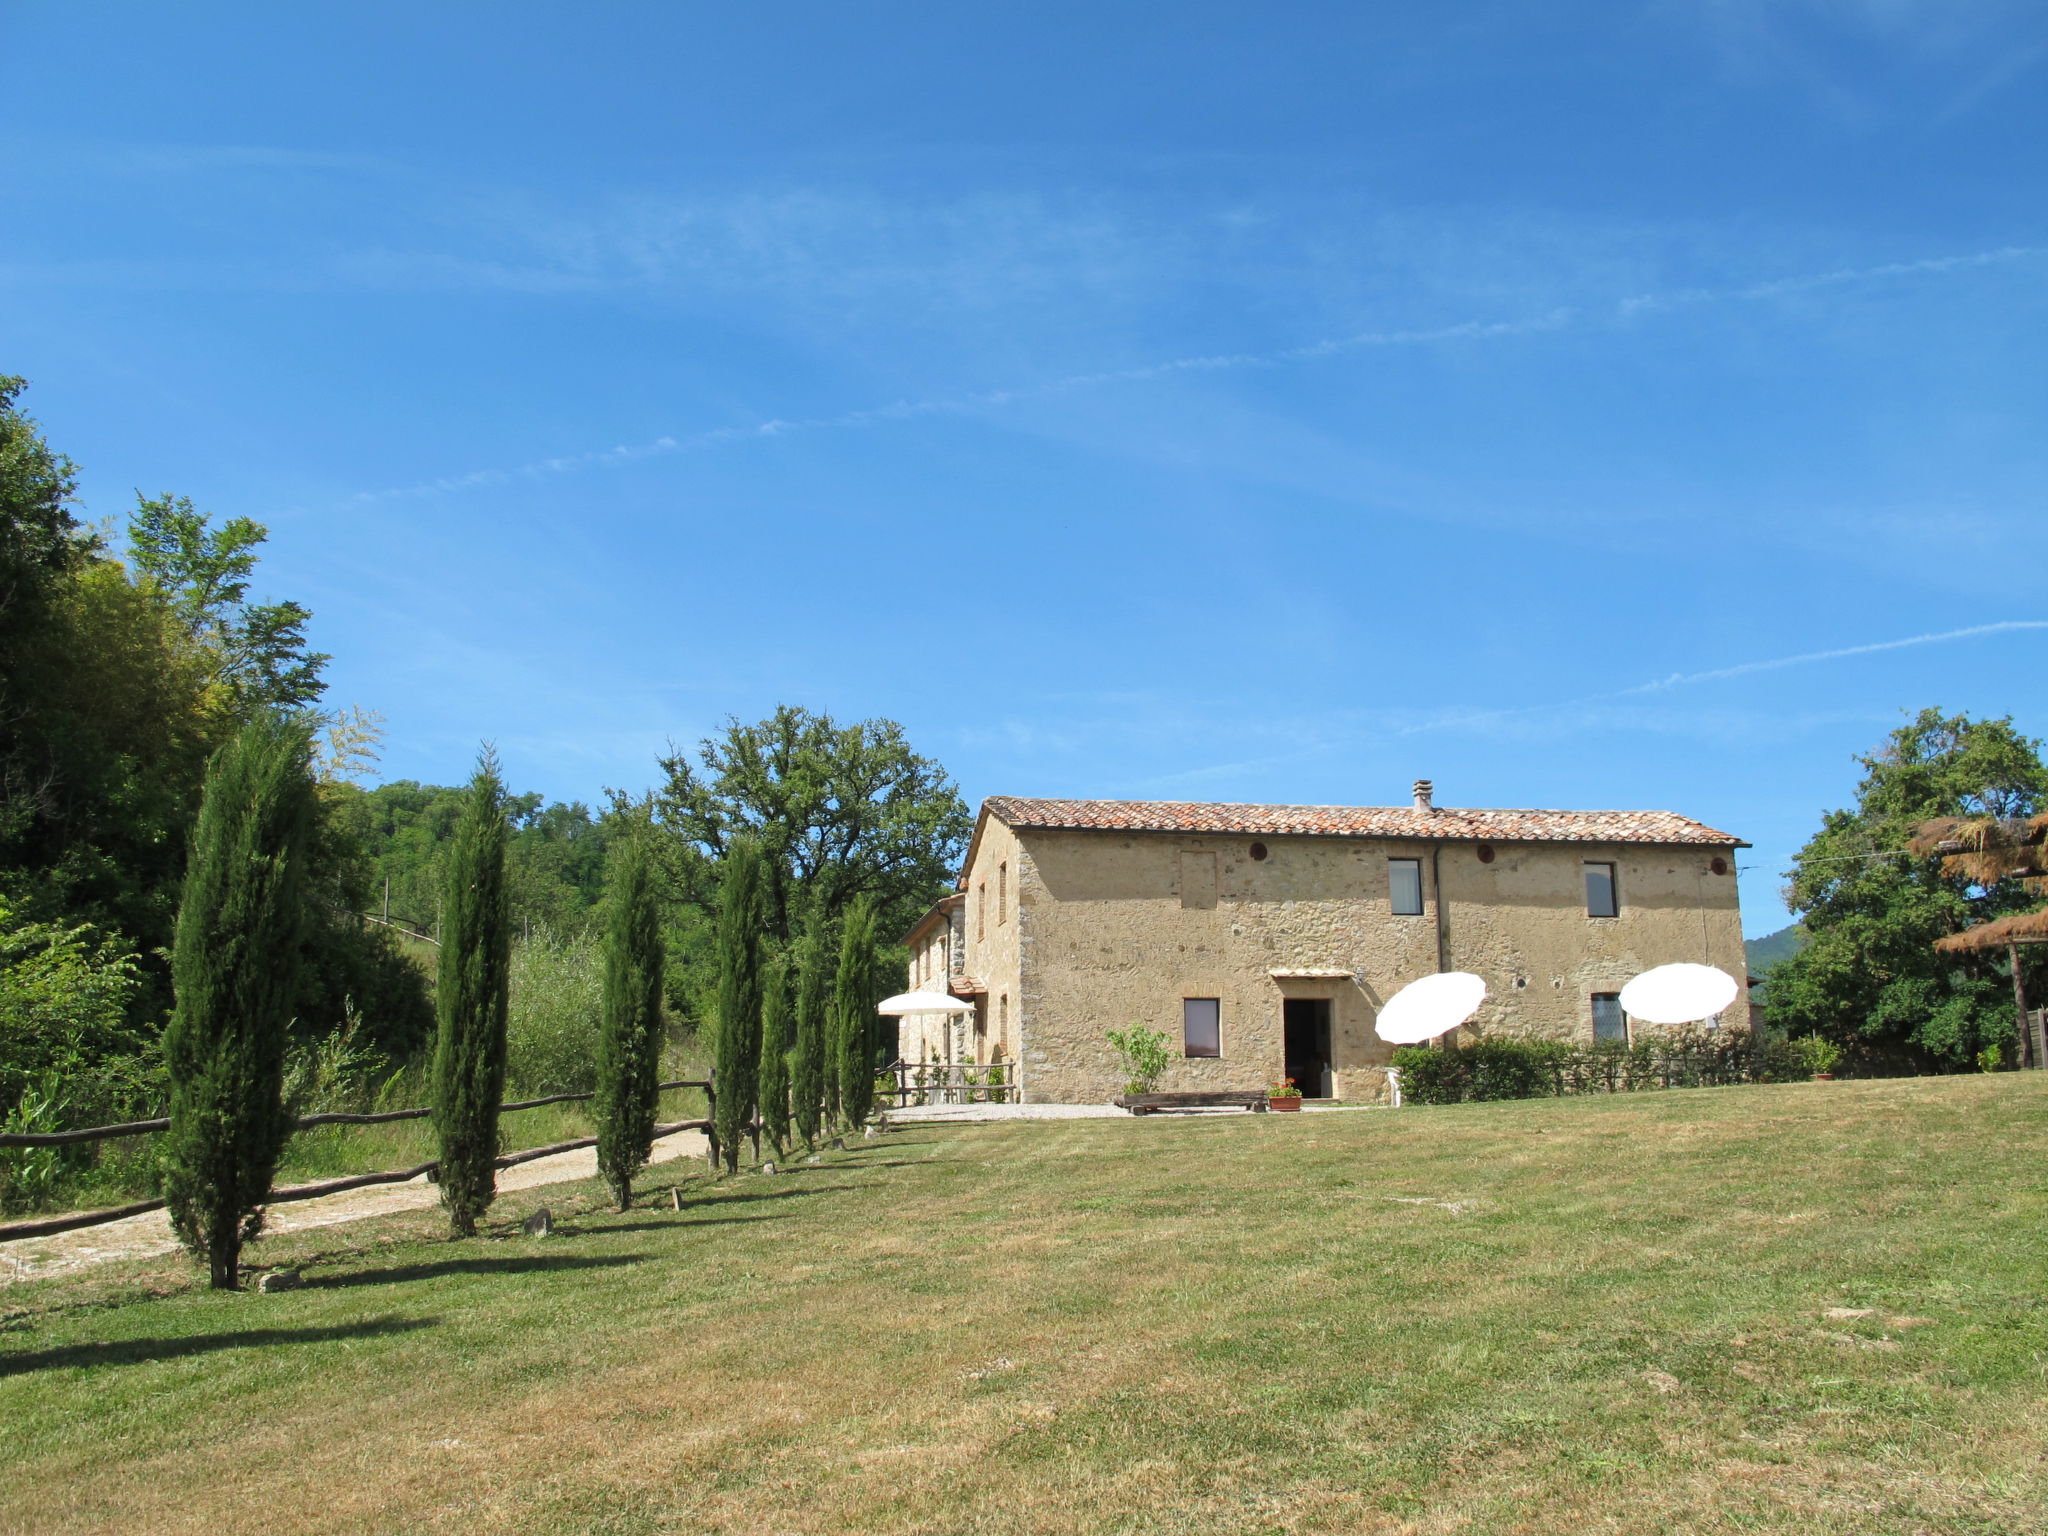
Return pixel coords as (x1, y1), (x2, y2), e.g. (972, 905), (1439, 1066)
(595, 827), (665, 1211)
(791, 906), (831, 1150)
(758, 956), (792, 1158)
(162, 714), (315, 1290)
(832, 897), (878, 1129)
(433, 752), (512, 1238)
(713, 837), (766, 1173)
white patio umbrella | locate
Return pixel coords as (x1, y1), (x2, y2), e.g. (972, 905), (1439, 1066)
(1617, 963), (1739, 1025)
(1374, 971), (1488, 1044)
(875, 990), (976, 1015)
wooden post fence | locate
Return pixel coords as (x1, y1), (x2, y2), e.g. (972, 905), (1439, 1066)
(0, 1080), (713, 1245)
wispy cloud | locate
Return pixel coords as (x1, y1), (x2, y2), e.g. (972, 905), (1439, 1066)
(1676, 0), (2048, 122)
(1, 137), (390, 179)
(343, 243), (2045, 506)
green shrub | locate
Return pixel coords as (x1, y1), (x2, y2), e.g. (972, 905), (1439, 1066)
(1469, 1037), (1571, 1100)
(1794, 1035), (1843, 1077)
(1104, 1024), (1172, 1096)
(1395, 1029), (1815, 1106)
(0, 1078), (69, 1215)
(0, 901), (149, 1120)
(504, 925), (602, 1097)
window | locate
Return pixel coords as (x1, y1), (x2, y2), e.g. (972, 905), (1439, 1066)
(1584, 862), (1618, 918)
(977, 882), (987, 940)
(1389, 858), (1424, 916)
(1591, 992), (1627, 1043)
(1183, 998), (1221, 1058)
(998, 862), (1008, 925)
(998, 993), (1009, 1047)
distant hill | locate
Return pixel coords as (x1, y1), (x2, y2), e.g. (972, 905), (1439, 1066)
(1745, 924), (1808, 977)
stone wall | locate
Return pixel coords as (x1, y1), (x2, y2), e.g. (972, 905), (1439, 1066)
(970, 824), (1746, 1105)
(960, 815), (1026, 1073)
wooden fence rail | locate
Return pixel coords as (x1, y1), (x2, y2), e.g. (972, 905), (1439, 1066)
(0, 1081), (712, 1149)
(0, 1112), (716, 1245)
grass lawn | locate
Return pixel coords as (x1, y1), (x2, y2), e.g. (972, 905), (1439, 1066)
(3, 1075), (2044, 1535)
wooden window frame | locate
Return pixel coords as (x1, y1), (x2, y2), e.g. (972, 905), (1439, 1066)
(1183, 997), (1222, 1059)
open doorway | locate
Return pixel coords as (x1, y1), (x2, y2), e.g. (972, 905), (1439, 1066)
(1283, 998), (1334, 1099)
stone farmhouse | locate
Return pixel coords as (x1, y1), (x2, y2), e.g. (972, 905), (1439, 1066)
(897, 781), (1749, 1104)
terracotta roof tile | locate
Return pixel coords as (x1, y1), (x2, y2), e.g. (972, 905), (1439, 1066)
(983, 796), (1744, 847)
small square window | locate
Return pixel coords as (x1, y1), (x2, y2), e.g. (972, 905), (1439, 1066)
(1584, 862), (1618, 918)
(1183, 998), (1220, 1058)
(1389, 858), (1424, 916)
(1592, 992), (1627, 1043)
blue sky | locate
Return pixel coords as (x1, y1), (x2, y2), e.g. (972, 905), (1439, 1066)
(4, 2), (2044, 937)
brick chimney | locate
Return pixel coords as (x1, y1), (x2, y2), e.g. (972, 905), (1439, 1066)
(1412, 778), (1435, 813)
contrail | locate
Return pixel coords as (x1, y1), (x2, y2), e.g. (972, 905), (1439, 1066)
(1405, 620), (2048, 736)
(1615, 621), (2048, 695)
(346, 243), (2044, 506)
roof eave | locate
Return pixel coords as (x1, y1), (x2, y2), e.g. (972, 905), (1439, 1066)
(994, 818), (1746, 850)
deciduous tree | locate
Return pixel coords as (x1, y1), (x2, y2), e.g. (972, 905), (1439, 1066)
(639, 707), (967, 1021)
(1766, 708), (2048, 1069)
(127, 492), (328, 709)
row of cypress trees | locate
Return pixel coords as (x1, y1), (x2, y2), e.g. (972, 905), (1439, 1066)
(162, 719), (893, 1286)
(162, 723), (676, 1286)
(709, 837), (883, 1175)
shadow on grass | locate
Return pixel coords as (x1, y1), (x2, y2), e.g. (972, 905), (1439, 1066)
(0, 1315), (437, 1377)
(306, 1253), (649, 1290)
(587, 1212), (800, 1235)
(684, 1183), (859, 1208)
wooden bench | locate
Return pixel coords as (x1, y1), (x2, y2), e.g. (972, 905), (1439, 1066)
(1113, 1091), (1270, 1115)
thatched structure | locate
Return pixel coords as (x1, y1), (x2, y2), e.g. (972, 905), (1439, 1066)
(1915, 816), (2048, 1065)
(1933, 908), (2048, 954)
(1908, 814), (2048, 891)
(1932, 904), (2048, 1070)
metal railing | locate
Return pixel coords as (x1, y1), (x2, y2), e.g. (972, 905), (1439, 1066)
(883, 1060), (1018, 1107)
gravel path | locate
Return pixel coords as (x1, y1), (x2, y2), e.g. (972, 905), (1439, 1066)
(1, 1126), (711, 1285)
(884, 1103), (1130, 1123)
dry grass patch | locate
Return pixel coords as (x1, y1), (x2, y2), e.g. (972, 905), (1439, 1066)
(3, 1076), (2046, 1534)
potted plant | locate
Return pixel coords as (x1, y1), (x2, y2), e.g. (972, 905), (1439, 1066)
(1268, 1077), (1304, 1112)
(1795, 1036), (1842, 1082)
